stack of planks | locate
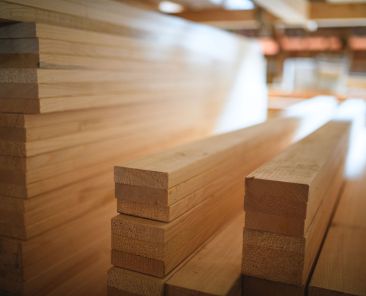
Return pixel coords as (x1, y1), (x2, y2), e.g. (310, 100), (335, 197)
(309, 100), (366, 296)
(0, 1), (267, 295)
(107, 102), (338, 296)
(242, 120), (351, 295)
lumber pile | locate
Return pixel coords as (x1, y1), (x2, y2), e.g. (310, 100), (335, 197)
(108, 114), (321, 296)
(242, 120), (351, 295)
(0, 1), (267, 295)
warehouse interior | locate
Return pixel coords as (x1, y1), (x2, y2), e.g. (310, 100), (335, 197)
(0, 0), (365, 295)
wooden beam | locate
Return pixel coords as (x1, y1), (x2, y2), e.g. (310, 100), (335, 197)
(172, 8), (259, 29)
(253, 0), (308, 25)
(311, 2), (366, 20)
(309, 154), (366, 296)
(173, 9), (257, 22)
(242, 120), (350, 287)
(114, 117), (301, 222)
(166, 213), (244, 295)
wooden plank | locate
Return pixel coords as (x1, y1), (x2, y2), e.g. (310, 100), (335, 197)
(0, 128), (206, 199)
(111, 178), (244, 277)
(0, 96), (207, 158)
(332, 172), (366, 230)
(108, 214), (242, 296)
(166, 213), (244, 296)
(0, 200), (113, 295)
(115, 117), (300, 221)
(310, 2), (366, 21)
(309, 159), (366, 296)
(242, 276), (305, 296)
(115, 117), (300, 189)
(242, 121), (350, 286)
(309, 226), (366, 296)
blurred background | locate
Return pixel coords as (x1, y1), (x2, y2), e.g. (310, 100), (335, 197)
(120, 0), (366, 99)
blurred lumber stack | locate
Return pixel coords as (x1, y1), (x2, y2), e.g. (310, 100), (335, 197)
(242, 120), (350, 295)
(0, 1), (264, 295)
(108, 116), (310, 296)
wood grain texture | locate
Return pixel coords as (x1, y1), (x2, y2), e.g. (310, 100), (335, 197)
(115, 117), (301, 221)
(309, 226), (366, 296)
(242, 121), (350, 286)
(309, 159), (366, 296)
(242, 276), (305, 296)
(112, 179), (244, 277)
(166, 213), (244, 296)
(0, 1), (266, 295)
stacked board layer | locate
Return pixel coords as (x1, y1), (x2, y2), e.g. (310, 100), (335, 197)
(0, 1), (266, 295)
(242, 120), (351, 295)
(108, 115), (317, 296)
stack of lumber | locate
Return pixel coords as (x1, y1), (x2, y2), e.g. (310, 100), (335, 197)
(107, 103), (338, 296)
(0, 1), (266, 295)
(309, 101), (366, 296)
(242, 120), (351, 295)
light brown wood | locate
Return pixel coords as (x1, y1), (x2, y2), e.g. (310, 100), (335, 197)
(115, 117), (301, 221)
(309, 226), (366, 296)
(309, 160), (366, 296)
(166, 213), (244, 296)
(242, 121), (350, 286)
(242, 276), (305, 296)
(0, 2), (267, 295)
(0, 201), (113, 295)
(112, 179), (244, 277)
(310, 2), (366, 21)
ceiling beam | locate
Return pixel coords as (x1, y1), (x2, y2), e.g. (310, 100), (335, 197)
(173, 9), (257, 22)
(252, 0), (308, 25)
(172, 9), (277, 29)
(310, 2), (366, 20)
(171, 2), (366, 30)
(172, 9), (258, 29)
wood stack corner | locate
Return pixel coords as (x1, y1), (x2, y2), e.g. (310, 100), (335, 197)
(242, 120), (351, 295)
(107, 116), (306, 295)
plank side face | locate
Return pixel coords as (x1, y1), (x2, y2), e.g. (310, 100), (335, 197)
(114, 117), (300, 222)
(166, 214), (244, 296)
(309, 160), (366, 296)
(244, 120), (350, 235)
(309, 226), (366, 296)
(0, 1), (267, 295)
(111, 179), (244, 277)
(242, 120), (351, 287)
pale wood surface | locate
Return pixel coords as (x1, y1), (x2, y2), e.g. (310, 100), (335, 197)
(166, 213), (244, 296)
(309, 160), (366, 296)
(242, 121), (350, 286)
(0, 1), (265, 295)
(112, 179), (244, 277)
(114, 117), (300, 221)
